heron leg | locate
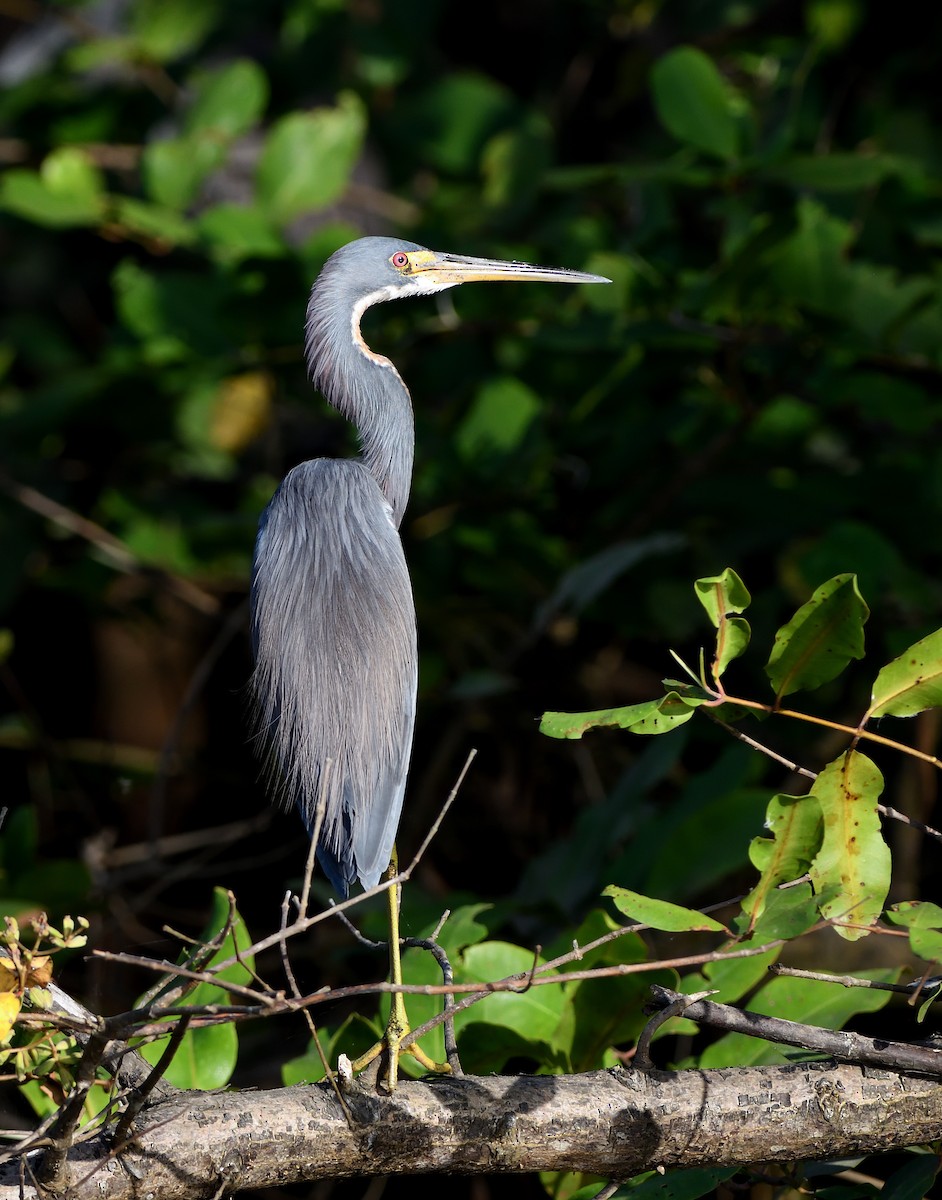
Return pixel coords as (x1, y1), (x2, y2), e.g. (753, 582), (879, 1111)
(350, 849), (451, 1091)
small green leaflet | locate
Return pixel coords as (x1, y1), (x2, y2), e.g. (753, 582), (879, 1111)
(694, 569), (752, 681)
(867, 627), (942, 719)
(649, 47), (742, 162)
(765, 574), (868, 700)
(694, 568), (751, 626)
(540, 691), (704, 740)
(744, 883), (819, 945)
(886, 901), (942, 964)
(603, 886), (728, 934)
(808, 751), (890, 942)
(742, 794), (822, 921)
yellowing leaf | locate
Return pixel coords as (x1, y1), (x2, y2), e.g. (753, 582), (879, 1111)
(0, 957), (19, 991)
(210, 371), (274, 452)
(26, 956), (52, 987)
(0, 992), (20, 1042)
(809, 751), (890, 941)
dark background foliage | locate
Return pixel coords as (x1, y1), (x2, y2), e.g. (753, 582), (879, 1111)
(2, 0), (942, 1193)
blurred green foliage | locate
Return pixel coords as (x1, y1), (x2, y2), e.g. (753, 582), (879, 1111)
(2, 1), (942, 1192)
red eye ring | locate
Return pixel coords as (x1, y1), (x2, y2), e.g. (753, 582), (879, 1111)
(391, 251), (409, 269)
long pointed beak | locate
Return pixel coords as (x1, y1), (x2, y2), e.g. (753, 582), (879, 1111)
(410, 250), (611, 287)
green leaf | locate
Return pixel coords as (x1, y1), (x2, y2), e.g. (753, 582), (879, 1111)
(393, 73), (516, 175)
(714, 615), (750, 680)
(281, 1013), (380, 1085)
(186, 59), (269, 139)
(137, 888), (254, 1090)
(765, 573), (868, 699)
(197, 204), (285, 262)
(603, 886), (727, 933)
(742, 795), (822, 920)
(881, 1154), (940, 1200)
(650, 47), (742, 161)
(437, 903), (492, 962)
(142, 135), (224, 210)
(0, 151), (105, 228)
(763, 197), (854, 313)
(610, 1167), (738, 1200)
(694, 568), (751, 626)
(694, 569), (752, 679)
(842, 263), (934, 343)
(808, 751), (890, 941)
(41, 147), (105, 206)
(743, 882), (819, 945)
(886, 901), (942, 963)
(557, 911), (659, 1071)
(694, 942), (781, 1006)
(111, 197), (196, 247)
(763, 152), (903, 192)
(700, 967), (898, 1067)
(456, 377), (541, 458)
(540, 692), (704, 740)
(140, 1015), (237, 1091)
(867, 627), (942, 718)
(455, 942), (565, 1046)
(257, 93), (366, 224)
(129, 0), (219, 62)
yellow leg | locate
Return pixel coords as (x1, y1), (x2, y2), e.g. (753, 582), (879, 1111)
(350, 849), (451, 1091)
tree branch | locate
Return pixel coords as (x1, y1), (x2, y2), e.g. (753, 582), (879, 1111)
(3, 1062), (941, 1199)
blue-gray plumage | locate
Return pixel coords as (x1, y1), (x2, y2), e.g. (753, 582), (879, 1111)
(250, 236), (609, 898)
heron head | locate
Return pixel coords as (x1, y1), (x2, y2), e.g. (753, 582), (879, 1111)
(319, 236), (611, 304)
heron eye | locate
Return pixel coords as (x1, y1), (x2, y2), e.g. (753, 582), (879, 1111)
(391, 252), (409, 270)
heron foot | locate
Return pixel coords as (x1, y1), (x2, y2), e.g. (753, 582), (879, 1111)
(350, 991), (451, 1092)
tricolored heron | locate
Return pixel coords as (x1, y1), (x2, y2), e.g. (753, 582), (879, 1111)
(250, 236), (609, 1087)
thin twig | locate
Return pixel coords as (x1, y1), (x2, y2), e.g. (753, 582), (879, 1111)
(591, 1180), (627, 1200)
(401, 749), (476, 879)
(92, 952), (276, 1008)
(36, 1026), (112, 1185)
(646, 984), (942, 1077)
(769, 963), (942, 999)
(189, 749), (478, 976)
(402, 936), (462, 1074)
(720, 692), (942, 771)
(111, 1015), (191, 1146)
(706, 713), (818, 781)
(877, 803), (942, 844)
(300, 758), (332, 918)
(0, 470), (218, 616)
(709, 708), (942, 842)
(634, 990), (717, 1071)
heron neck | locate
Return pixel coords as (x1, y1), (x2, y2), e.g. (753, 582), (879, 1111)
(305, 284), (415, 527)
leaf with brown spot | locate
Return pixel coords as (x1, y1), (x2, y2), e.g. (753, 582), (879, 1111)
(808, 751), (890, 942)
(867, 627), (942, 719)
(765, 574), (868, 700)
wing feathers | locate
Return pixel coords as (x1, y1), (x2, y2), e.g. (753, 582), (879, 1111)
(250, 459), (417, 896)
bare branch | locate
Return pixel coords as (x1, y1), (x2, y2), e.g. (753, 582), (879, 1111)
(647, 984), (942, 1077)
